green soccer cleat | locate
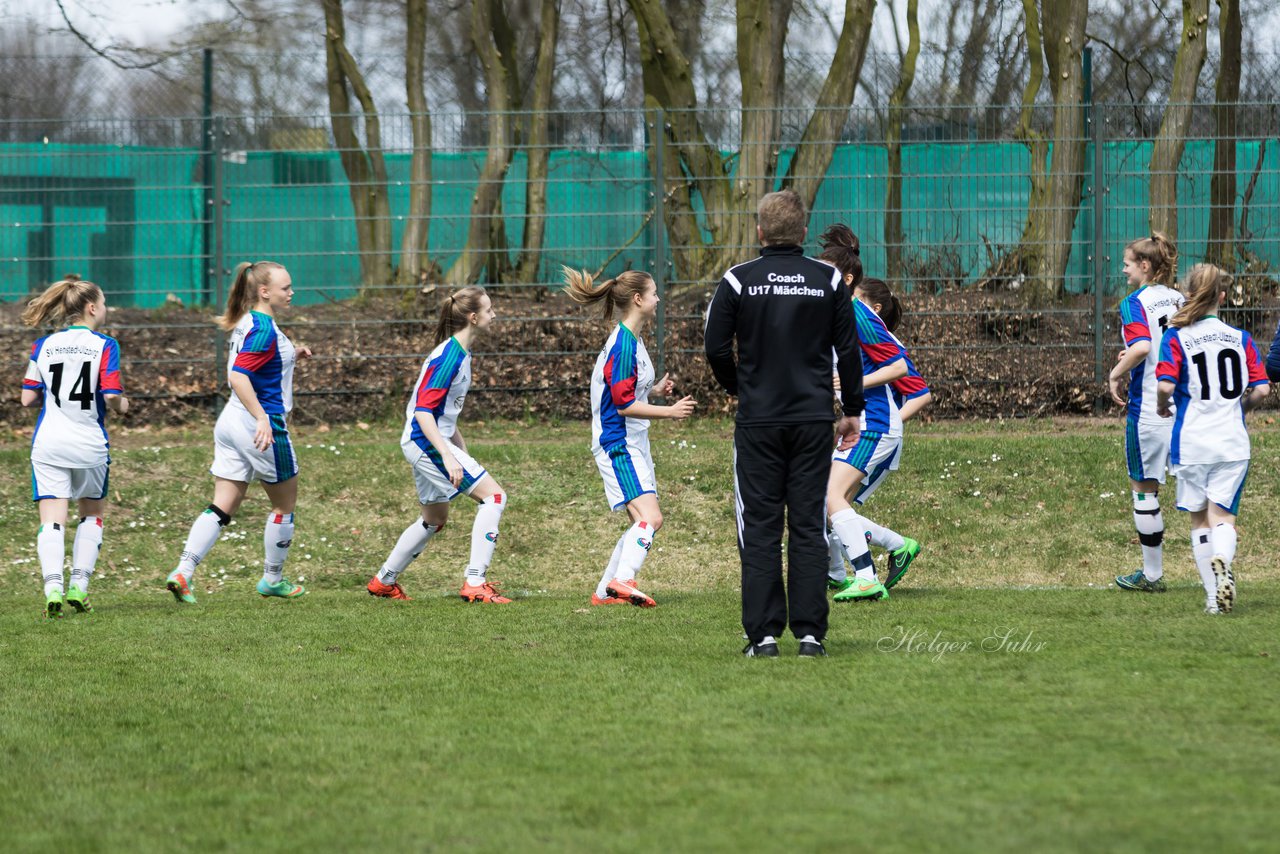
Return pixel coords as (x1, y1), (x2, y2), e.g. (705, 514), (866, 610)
(1115, 570), (1167, 593)
(257, 578), (306, 599)
(884, 537), (921, 589)
(832, 577), (888, 603)
(45, 592), (63, 620)
(65, 584), (92, 614)
(828, 576), (854, 593)
(166, 570), (197, 604)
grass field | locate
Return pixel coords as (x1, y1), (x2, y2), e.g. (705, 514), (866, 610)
(2, 417), (1278, 851)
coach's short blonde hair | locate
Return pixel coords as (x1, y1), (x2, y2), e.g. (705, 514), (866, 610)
(757, 189), (807, 245)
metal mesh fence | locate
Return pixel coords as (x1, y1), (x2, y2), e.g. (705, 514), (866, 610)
(2, 92), (1279, 421)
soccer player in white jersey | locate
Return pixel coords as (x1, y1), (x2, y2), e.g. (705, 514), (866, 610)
(367, 286), (513, 603)
(1107, 233), (1184, 593)
(21, 275), (128, 618)
(1155, 264), (1269, 614)
(563, 267), (695, 607)
(165, 261), (312, 604)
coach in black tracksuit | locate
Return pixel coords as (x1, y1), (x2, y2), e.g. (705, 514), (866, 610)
(704, 190), (864, 657)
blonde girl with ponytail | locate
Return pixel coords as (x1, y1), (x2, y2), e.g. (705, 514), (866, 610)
(1154, 264), (1268, 614)
(1108, 232), (1185, 594)
(564, 267), (695, 608)
(165, 261), (312, 605)
(22, 275), (128, 618)
(368, 286), (514, 603)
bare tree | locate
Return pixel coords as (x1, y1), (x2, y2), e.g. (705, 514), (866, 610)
(884, 0), (919, 281)
(1208, 0), (1241, 267)
(398, 0), (433, 286)
(512, 0), (562, 289)
(1148, 0), (1211, 240)
(1006, 0), (1089, 301)
(323, 0), (393, 288)
(628, 0), (875, 286)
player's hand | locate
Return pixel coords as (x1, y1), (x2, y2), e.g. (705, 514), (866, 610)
(656, 373), (675, 397)
(1107, 373), (1127, 406)
(835, 415), (861, 451)
(832, 371), (841, 394)
(1115, 348), (1127, 363)
(253, 415), (274, 451)
(667, 396), (696, 420)
(443, 452), (464, 487)
(297, 346), (313, 360)
(1156, 403), (1173, 419)
(109, 394), (129, 414)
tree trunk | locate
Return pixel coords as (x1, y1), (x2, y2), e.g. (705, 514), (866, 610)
(446, 0), (516, 285)
(1148, 0), (1210, 241)
(1010, 0), (1050, 293)
(884, 0), (918, 282)
(322, 0), (392, 289)
(1010, 0), (1087, 302)
(733, 0), (792, 254)
(512, 0), (560, 291)
(1207, 0), (1241, 267)
(628, 0), (732, 284)
(781, 0), (876, 210)
(398, 0), (433, 287)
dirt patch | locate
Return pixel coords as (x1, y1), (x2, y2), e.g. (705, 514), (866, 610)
(2, 288), (1274, 427)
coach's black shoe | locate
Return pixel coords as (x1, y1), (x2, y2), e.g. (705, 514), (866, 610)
(742, 637), (779, 657)
(797, 635), (826, 657)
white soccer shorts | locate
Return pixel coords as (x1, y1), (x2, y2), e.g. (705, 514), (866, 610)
(1125, 417), (1173, 484)
(402, 440), (488, 505)
(833, 431), (902, 505)
(210, 406), (298, 484)
(31, 460), (108, 501)
(1173, 460), (1249, 515)
(594, 438), (657, 511)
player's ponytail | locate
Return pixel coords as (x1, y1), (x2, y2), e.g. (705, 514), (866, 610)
(22, 274), (104, 328)
(818, 222), (863, 288)
(217, 261), (285, 331)
(434, 286), (488, 346)
(562, 267), (653, 322)
(1170, 264), (1229, 329)
(1125, 232), (1178, 287)
(859, 277), (904, 333)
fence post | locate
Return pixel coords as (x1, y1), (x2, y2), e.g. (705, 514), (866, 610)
(1091, 102), (1107, 388)
(650, 108), (667, 386)
(211, 115), (228, 413)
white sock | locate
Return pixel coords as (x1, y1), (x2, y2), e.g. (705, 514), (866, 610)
(1132, 491), (1164, 581)
(856, 511), (905, 552)
(465, 493), (506, 586)
(613, 520), (654, 583)
(831, 509), (875, 581)
(827, 529), (847, 583)
(378, 520), (439, 584)
(263, 512), (294, 584)
(1211, 523), (1238, 564)
(177, 507), (228, 581)
(70, 515), (103, 593)
(38, 523), (65, 597)
(1191, 528), (1215, 602)
(595, 536), (626, 599)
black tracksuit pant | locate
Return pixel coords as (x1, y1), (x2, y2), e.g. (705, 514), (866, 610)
(734, 421), (833, 643)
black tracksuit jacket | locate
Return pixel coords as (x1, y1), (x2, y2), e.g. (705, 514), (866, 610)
(703, 244), (864, 422)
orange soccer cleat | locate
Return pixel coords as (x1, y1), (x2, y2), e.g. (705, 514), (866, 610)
(590, 592), (631, 606)
(459, 580), (512, 604)
(605, 577), (656, 608)
(367, 577), (412, 600)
